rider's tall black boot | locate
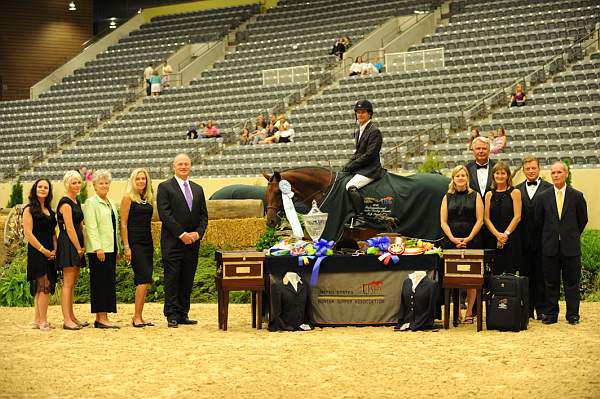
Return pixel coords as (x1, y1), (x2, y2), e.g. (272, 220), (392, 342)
(347, 185), (365, 216)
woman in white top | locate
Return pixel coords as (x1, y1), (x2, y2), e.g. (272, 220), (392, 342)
(349, 56), (365, 76)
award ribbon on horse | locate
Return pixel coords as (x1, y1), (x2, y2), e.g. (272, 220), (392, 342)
(279, 179), (304, 238)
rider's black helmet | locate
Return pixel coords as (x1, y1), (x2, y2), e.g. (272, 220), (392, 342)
(354, 99), (373, 116)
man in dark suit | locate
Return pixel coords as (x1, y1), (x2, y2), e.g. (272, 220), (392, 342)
(535, 161), (587, 325)
(342, 99), (386, 217)
(465, 137), (497, 198)
(515, 156), (552, 320)
(157, 153), (208, 328)
(465, 136), (496, 249)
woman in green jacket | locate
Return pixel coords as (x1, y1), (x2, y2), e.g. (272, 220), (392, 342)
(84, 170), (121, 329)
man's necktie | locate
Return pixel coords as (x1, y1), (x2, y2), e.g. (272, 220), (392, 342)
(556, 190), (563, 220)
(476, 163), (488, 169)
(527, 180), (538, 186)
(183, 181), (193, 211)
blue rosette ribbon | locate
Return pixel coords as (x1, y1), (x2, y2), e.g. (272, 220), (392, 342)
(365, 236), (390, 254)
(309, 239), (334, 286)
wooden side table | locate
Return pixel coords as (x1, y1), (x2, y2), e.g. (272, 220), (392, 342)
(442, 249), (486, 332)
(215, 251), (265, 331)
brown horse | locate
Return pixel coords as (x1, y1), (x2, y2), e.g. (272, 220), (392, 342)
(262, 167), (382, 245)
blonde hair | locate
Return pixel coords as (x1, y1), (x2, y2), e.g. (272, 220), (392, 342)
(448, 165), (473, 194)
(63, 170), (82, 190)
(126, 168), (154, 204)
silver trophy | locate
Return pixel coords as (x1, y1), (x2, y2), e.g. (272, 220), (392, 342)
(303, 200), (329, 241)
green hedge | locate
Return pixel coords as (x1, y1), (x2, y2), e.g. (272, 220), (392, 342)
(0, 243), (249, 307)
(2, 231), (600, 307)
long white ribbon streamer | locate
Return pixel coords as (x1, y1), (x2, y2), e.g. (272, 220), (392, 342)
(279, 180), (304, 238)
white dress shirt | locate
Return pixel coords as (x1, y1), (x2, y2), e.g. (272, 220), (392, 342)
(357, 120), (370, 143)
(526, 178), (541, 200)
(174, 175), (193, 202)
(475, 162), (489, 197)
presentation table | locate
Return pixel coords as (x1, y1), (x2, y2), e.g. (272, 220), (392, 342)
(264, 254), (441, 326)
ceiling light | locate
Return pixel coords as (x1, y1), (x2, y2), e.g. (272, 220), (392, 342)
(68, 1), (76, 11)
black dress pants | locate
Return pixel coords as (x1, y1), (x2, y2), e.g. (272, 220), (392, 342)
(88, 252), (117, 313)
(522, 247), (545, 316)
(543, 244), (581, 321)
(162, 241), (199, 321)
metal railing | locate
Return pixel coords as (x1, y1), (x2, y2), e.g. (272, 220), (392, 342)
(337, 12), (432, 77)
(385, 47), (444, 73)
(382, 123), (446, 170)
(262, 65), (310, 86)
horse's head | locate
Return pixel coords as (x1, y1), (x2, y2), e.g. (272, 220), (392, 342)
(263, 171), (284, 228)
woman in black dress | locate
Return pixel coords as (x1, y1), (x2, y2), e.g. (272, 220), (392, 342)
(22, 178), (57, 331)
(484, 161), (523, 275)
(56, 171), (87, 330)
(120, 168), (155, 327)
(440, 165), (484, 323)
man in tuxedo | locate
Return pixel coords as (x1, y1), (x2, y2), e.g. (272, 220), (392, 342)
(465, 137), (496, 249)
(342, 99), (386, 218)
(516, 157), (552, 320)
(157, 153), (208, 328)
(535, 161), (587, 325)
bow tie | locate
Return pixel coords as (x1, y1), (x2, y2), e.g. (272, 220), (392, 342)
(476, 163), (488, 169)
(527, 180), (538, 186)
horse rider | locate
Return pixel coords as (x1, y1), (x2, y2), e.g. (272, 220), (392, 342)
(342, 99), (386, 218)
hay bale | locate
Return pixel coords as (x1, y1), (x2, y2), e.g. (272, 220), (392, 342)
(207, 199), (263, 219)
(151, 217), (266, 249)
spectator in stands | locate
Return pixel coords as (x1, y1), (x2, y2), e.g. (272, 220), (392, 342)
(278, 122), (294, 143)
(510, 83), (526, 106)
(349, 56), (366, 76)
(440, 165), (483, 323)
(275, 112), (287, 127)
(362, 61), (379, 76)
(202, 120), (221, 138)
(143, 63), (154, 96)
(239, 127), (251, 145)
(161, 60), (173, 88)
(467, 127), (480, 150)
(120, 168), (155, 328)
(83, 170), (121, 329)
(330, 35), (351, 60)
(149, 70), (161, 97)
(267, 119), (279, 135)
(491, 127), (507, 155)
(250, 120), (267, 145)
(373, 57), (385, 73)
(186, 124), (199, 140)
(23, 178), (57, 331)
(262, 120), (294, 144)
(269, 113), (278, 127)
(56, 171), (87, 330)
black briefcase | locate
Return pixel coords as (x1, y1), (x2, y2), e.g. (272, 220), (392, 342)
(486, 274), (529, 332)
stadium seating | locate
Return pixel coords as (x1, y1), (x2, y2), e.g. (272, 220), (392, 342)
(12, 4), (258, 181)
